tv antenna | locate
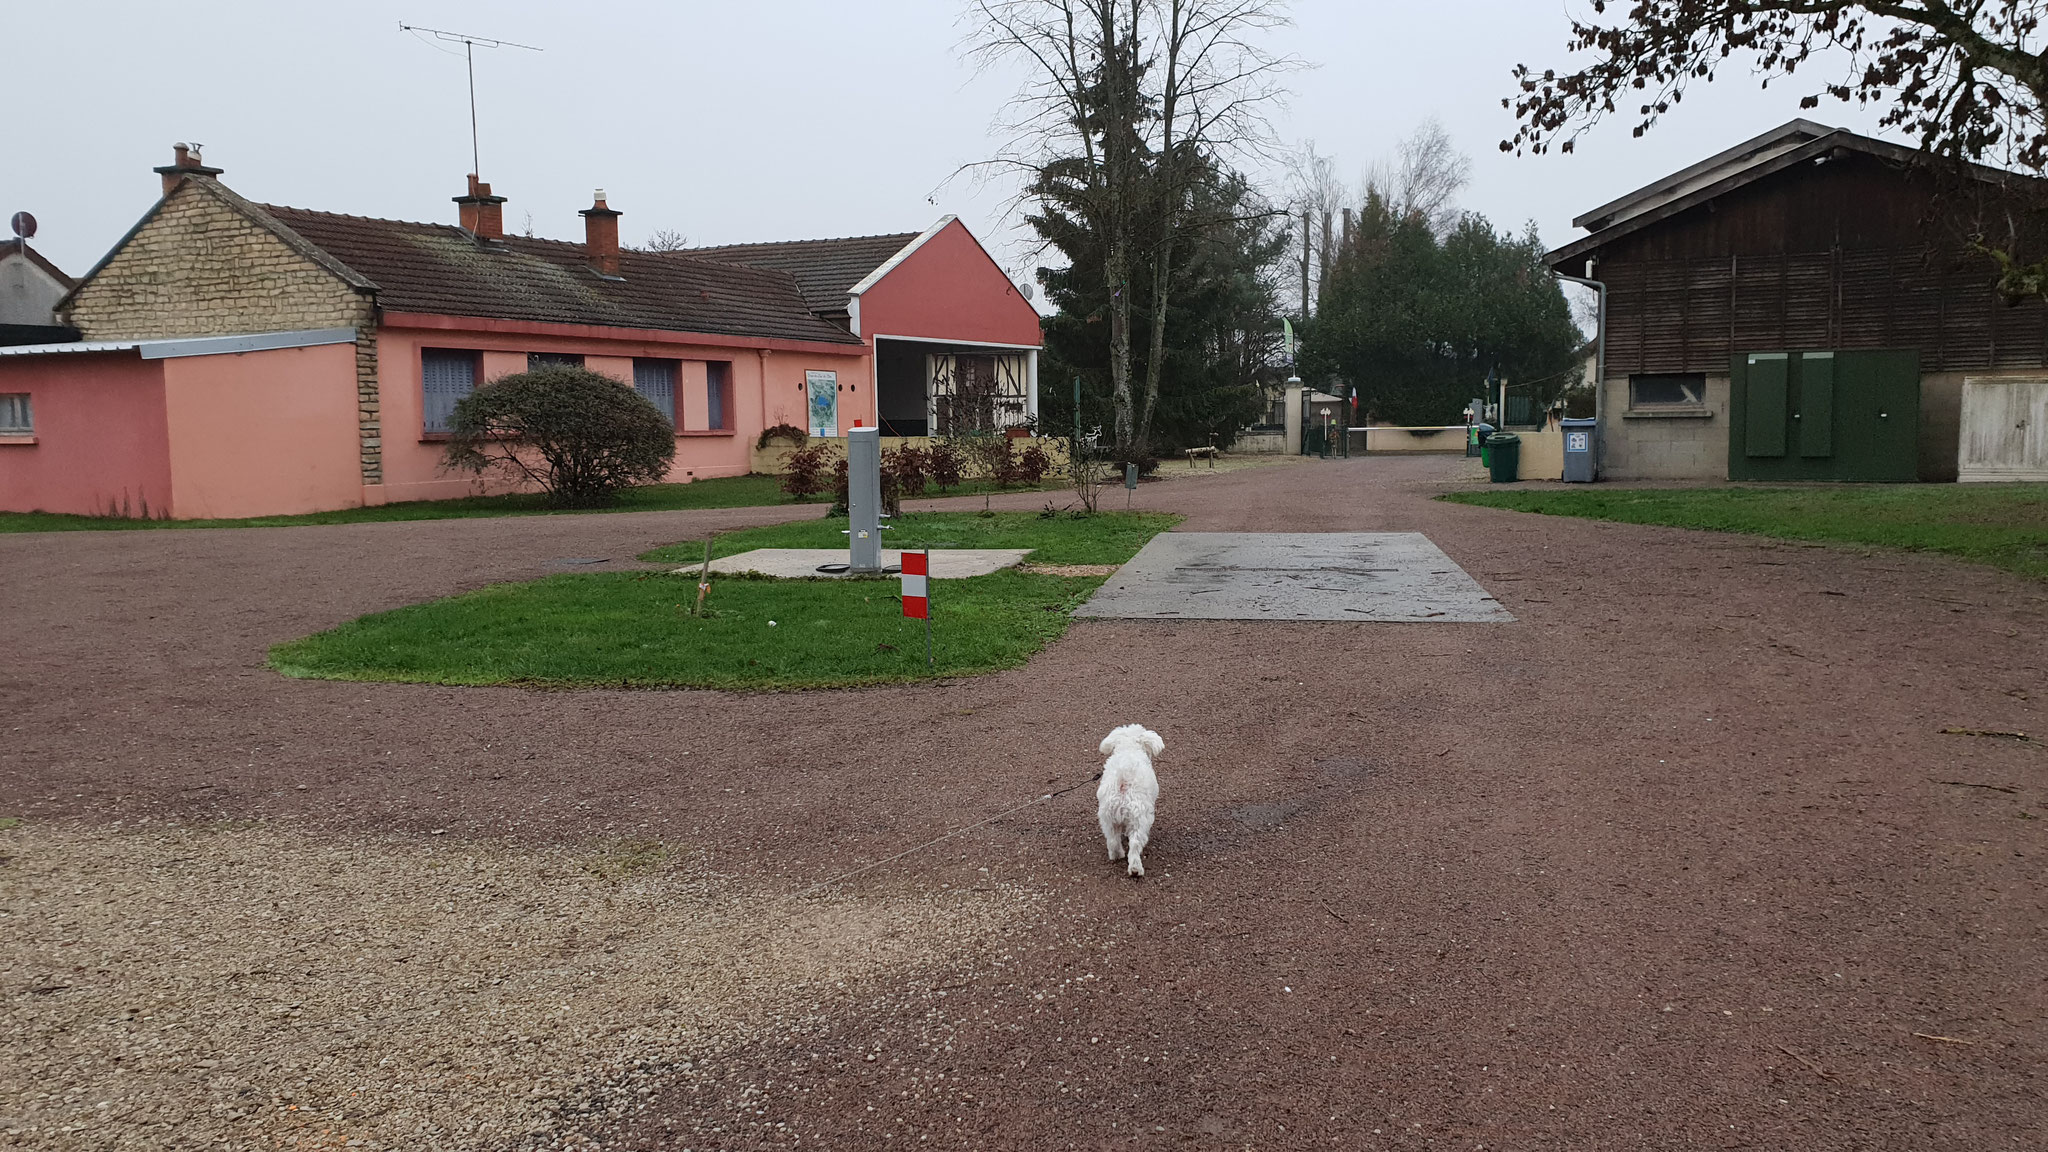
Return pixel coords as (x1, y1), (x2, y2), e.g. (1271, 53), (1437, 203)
(398, 22), (542, 177)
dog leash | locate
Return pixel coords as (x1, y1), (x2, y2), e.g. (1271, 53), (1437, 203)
(799, 769), (1103, 899)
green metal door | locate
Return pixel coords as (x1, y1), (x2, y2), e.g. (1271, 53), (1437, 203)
(1835, 351), (1920, 481)
(1730, 350), (1919, 481)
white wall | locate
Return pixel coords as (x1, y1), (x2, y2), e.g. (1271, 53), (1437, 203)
(1, 248), (71, 327)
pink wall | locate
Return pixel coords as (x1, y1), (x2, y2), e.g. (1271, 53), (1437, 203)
(161, 343), (362, 519)
(857, 219), (1043, 348)
(0, 353), (173, 517)
(372, 319), (870, 502)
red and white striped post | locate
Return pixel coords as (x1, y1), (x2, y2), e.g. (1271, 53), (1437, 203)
(900, 549), (931, 668)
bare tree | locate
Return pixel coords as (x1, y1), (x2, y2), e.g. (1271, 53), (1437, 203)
(634, 228), (691, 253)
(1504, 1), (2048, 296)
(1284, 140), (1347, 315)
(1505, 1), (2048, 170)
(1386, 118), (1471, 236)
(967, 0), (1294, 460)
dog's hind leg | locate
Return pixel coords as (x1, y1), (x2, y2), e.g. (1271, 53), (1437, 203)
(1125, 817), (1149, 878)
(1100, 810), (1125, 861)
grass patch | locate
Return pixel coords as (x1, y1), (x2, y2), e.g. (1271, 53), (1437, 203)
(271, 511), (1177, 691)
(0, 474), (1059, 534)
(1442, 485), (2048, 580)
(639, 510), (1180, 566)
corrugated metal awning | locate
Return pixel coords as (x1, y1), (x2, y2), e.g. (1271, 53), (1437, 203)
(0, 327), (356, 360)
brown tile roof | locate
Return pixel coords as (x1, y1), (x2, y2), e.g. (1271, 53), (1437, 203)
(259, 203), (864, 346)
(683, 233), (920, 315)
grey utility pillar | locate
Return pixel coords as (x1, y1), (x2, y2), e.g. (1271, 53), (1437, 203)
(847, 427), (884, 574)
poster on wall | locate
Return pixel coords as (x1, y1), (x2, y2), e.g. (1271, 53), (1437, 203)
(806, 370), (839, 437)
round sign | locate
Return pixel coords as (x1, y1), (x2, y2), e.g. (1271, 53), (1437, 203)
(9, 212), (34, 240)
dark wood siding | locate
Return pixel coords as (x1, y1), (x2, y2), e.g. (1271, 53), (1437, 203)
(1577, 151), (2048, 376)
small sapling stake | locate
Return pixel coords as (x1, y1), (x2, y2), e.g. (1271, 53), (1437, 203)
(693, 534), (714, 616)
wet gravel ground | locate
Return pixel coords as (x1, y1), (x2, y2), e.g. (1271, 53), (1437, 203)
(4, 456), (2046, 1150)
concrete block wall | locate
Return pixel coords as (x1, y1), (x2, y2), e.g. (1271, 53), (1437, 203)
(1599, 375), (1730, 480)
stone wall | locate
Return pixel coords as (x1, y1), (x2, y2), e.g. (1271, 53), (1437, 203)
(62, 181), (384, 484)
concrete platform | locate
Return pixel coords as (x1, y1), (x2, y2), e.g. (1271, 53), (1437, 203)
(1073, 532), (1512, 622)
(690, 548), (1034, 579)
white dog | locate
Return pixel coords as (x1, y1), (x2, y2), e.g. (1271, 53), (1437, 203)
(1096, 724), (1163, 877)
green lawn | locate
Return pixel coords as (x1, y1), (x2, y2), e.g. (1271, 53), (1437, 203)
(0, 474), (1059, 534)
(1442, 485), (2048, 580)
(270, 511), (1178, 691)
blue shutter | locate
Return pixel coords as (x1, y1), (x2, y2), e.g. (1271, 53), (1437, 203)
(421, 350), (477, 434)
(635, 359), (677, 425)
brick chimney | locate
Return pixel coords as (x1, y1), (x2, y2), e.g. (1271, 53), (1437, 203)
(153, 142), (223, 196)
(453, 174), (508, 240)
(580, 189), (622, 278)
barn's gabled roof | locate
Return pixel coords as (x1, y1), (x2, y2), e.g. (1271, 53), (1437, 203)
(1546, 120), (2043, 269)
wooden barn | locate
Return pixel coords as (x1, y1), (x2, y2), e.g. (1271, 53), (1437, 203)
(1548, 119), (2048, 482)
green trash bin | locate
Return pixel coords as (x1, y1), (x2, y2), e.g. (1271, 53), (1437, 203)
(1486, 431), (1521, 483)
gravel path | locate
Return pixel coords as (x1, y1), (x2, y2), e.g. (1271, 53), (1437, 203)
(4, 457), (2045, 1150)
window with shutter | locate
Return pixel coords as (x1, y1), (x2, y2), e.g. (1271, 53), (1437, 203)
(421, 350), (479, 435)
(634, 358), (678, 426)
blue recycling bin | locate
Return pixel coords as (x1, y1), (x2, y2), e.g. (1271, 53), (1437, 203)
(1561, 417), (1597, 483)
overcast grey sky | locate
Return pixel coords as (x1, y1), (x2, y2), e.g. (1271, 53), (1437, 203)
(9, 1), (1897, 286)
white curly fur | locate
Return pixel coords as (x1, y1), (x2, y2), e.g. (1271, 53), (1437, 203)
(1096, 724), (1163, 877)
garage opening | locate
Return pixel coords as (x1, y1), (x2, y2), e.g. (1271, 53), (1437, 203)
(874, 338), (1033, 437)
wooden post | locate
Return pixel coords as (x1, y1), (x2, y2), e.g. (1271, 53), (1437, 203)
(692, 534), (713, 616)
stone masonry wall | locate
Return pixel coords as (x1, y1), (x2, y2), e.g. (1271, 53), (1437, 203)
(63, 182), (385, 485)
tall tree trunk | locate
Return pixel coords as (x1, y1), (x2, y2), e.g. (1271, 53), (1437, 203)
(1101, 0), (1138, 456)
(1107, 244), (1134, 450)
(1137, 0), (1185, 459)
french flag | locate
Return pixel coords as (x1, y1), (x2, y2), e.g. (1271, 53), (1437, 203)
(900, 550), (929, 619)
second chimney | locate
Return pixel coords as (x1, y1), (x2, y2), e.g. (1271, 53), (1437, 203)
(153, 142), (224, 196)
(580, 189), (622, 278)
(453, 174), (508, 240)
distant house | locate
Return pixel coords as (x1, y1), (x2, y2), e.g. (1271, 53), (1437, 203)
(0, 145), (1041, 519)
(1, 234), (78, 344)
(1548, 119), (2048, 482)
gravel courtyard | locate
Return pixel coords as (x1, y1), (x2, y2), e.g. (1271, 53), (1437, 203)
(3, 456), (2044, 1150)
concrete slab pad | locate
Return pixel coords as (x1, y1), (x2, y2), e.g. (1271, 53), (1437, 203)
(1073, 532), (1512, 622)
(691, 548), (1033, 579)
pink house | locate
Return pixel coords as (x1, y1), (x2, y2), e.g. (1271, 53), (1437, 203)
(0, 146), (1042, 518)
